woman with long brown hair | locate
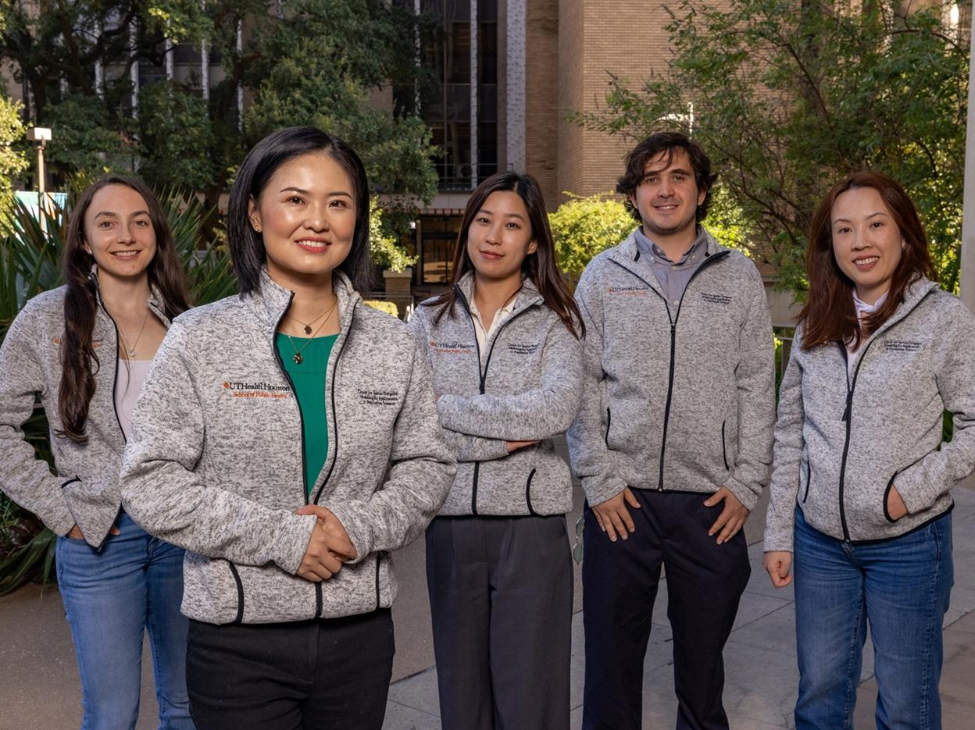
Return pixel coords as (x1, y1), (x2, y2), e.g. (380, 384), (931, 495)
(0, 176), (193, 729)
(409, 171), (584, 729)
(763, 171), (975, 728)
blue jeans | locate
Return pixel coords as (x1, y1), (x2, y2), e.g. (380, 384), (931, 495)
(793, 508), (953, 730)
(56, 511), (193, 730)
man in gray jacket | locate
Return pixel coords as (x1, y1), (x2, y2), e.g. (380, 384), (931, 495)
(568, 132), (776, 729)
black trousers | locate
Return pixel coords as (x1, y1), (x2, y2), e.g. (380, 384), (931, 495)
(185, 609), (394, 730)
(581, 490), (750, 730)
(426, 514), (573, 730)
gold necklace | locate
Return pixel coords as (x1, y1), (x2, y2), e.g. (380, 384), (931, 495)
(119, 307), (151, 359)
(285, 299), (337, 365)
(287, 308), (330, 335)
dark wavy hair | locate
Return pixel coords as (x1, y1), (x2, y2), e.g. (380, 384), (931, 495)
(227, 126), (372, 295)
(425, 172), (584, 339)
(616, 131), (717, 223)
(59, 175), (191, 444)
(799, 170), (935, 351)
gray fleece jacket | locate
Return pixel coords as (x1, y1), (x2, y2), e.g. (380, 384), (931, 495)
(567, 228), (776, 510)
(119, 270), (455, 625)
(0, 280), (169, 547)
(764, 279), (975, 551)
(409, 273), (583, 516)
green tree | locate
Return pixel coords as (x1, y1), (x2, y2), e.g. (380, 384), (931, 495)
(370, 199), (417, 273)
(575, 0), (969, 294)
(0, 96), (28, 233)
(0, 0), (438, 210)
(549, 193), (634, 281)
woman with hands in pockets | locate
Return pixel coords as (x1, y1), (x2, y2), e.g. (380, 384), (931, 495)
(0, 175), (193, 729)
(119, 127), (455, 730)
(409, 171), (584, 730)
(764, 171), (975, 730)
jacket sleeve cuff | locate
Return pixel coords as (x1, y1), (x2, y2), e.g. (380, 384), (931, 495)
(323, 502), (371, 566)
(273, 513), (318, 575)
(722, 475), (761, 512)
(45, 507), (78, 538)
(582, 477), (628, 508)
(892, 466), (940, 516)
(762, 531), (795, 553)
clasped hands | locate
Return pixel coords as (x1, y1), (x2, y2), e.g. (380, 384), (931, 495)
(295, 505), (357, 583)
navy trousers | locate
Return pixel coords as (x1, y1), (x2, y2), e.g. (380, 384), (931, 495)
(582, 490), (750, 730)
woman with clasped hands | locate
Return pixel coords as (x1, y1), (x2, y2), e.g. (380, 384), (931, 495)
(763, 171), (975, 729)
(119, 127), (455, 730)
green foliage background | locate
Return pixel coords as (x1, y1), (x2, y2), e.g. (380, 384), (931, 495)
(574, 0), (969, 295)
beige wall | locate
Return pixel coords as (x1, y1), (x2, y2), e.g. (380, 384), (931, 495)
(556, 1), (676, 201)
(524, 0), (560, 209)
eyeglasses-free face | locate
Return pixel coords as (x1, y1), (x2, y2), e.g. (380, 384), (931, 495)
(247, 151), (357, 289)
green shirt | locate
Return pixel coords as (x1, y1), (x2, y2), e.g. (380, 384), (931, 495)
(275, 333), (338, 494)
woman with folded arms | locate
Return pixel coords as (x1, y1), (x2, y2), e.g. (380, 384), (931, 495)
(0, 175), (193, 729)
(409, 171), (584, 730)
(119, 126), (454, 730)
(764, 171), (975, 729)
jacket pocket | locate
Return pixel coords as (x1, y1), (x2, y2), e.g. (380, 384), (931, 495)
(721, 421), (729, 471)
(525, 468), (538, 515)
(883, 472), (899, 523)
(604, 408), (612, 448)
(801, 460), (812, 503)
(227, 562), (245, 624)
(60, 476), (81, 489)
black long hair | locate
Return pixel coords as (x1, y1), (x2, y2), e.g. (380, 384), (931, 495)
(427, 172), (583, 338)
(59, 175), (191, 444)
(227, 126), (372, 295)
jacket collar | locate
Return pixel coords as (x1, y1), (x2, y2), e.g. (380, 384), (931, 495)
(454, 271), (544, 314)
(854, 277), (938, 347)
(610, 225), (728, 268)
(88, 264), (171, 327)
(250, 267), (361, 338)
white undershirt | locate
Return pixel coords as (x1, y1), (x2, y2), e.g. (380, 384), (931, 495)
(115, 359), (152, 441)
(847, 291), (887, 378)
(468, 297), (516, 361)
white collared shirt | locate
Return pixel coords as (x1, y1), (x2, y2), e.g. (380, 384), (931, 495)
(468, 296), (517, 361)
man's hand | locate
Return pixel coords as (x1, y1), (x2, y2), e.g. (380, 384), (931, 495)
(591, 488), (641, 543)
(506, 440), (539, 453)
(886, 485), (908, 521)
(703, 488), (749, 544)
(296, 505), (357, 560)
(763, 551), (793, 588)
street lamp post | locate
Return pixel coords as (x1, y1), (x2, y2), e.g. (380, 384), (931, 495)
(26, 127), (52, 236)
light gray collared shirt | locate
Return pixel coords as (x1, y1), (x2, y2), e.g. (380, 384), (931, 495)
(634, 227), (708, 314)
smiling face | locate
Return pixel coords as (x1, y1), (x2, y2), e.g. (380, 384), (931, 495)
(83, 184), (157, 283)
(831, 186), (905, 305)
(465, 190), (538, 284)
(628, 148), (706, 245)
(247, 151), (356, 288)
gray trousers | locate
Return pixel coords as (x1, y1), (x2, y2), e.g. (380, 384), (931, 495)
(426, 514), (573, 730)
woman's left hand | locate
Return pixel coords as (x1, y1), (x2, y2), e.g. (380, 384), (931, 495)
(887, 485), (909, 521)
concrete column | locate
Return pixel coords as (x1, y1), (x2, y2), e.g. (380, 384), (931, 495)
(505, 0), (526, 172)
(470, 0), (479, 187)
(961, 9), (975, 314)
(130, 20), (139, 117)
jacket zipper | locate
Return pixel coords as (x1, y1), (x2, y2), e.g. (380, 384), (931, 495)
(454, 285), (537, 515)
(273, 293), (356, 619)
(833, 289), (934, 542)
(613, 250), (730, 490)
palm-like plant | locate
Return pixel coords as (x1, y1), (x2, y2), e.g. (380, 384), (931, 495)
(0, 193), (237, 596)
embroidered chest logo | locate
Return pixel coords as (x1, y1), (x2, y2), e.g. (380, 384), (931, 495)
(884, 340), (923, 353)
(508, 342), (539, 355)
(429, 340), (475, 354)
(358, 388), (399, 406)
(701, 292), (733, 305)
(607, 285), (649, 297)
(222, 381), (292, 399)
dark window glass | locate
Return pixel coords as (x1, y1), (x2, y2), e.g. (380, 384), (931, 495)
(478, 22), (497, 85)
(420, 215), (462, 284)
